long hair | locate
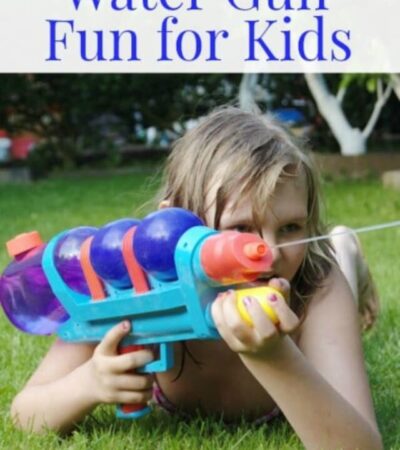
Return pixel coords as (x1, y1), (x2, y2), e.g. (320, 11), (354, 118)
(158, 106), (334, 316)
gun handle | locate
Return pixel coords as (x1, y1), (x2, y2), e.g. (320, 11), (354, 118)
(116, 344), (152, 419)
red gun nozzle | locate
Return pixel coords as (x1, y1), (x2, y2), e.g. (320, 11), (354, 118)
(200, 231), (272, 284)
(243, 242), (267, 260)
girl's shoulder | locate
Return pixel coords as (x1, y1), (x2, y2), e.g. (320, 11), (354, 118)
(297, 265), (359, 341)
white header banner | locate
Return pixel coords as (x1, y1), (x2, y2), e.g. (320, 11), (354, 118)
(0, 0), (398, 73)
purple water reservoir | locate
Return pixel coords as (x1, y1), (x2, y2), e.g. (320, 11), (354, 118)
(0, 227), (97, 335)
(90, 218), (140, 289)
(134, 208), (203, 281)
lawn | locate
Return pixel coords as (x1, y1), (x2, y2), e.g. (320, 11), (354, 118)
(0, 171), (399, 450)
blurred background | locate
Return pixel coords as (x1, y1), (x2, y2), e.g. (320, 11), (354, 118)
(0, 73), (399, 181)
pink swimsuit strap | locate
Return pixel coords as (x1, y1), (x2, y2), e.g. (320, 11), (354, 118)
(152, 382), (179, 414)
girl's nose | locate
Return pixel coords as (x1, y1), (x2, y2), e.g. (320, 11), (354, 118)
(269, 244), (282, 266)
(262, 234), (281, 266)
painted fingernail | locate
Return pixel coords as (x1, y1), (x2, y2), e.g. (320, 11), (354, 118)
(243, 296), (253, 307)
(268, 293), (279, 302)
(122, 320), (130, 331)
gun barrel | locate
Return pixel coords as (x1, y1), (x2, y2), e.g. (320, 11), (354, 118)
(200, 231), (272, 284)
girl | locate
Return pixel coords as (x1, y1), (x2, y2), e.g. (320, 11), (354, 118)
(11, 107), (382, 450)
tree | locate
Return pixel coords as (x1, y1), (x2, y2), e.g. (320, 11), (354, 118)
(238, 73), (395, 155)
(304, 74), (392, 155)
(239, 74), (272, 112)
(390, 74), (400, 101)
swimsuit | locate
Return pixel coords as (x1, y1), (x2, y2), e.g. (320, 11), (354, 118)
(152, 381), (281, 424)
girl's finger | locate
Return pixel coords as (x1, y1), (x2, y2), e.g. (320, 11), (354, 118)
(211, 292), (252, 352)
(110, 349), (154, 373)
(268, 277), (291, 300)
(95, 321), (130, 356)
(262, 290), (299, 334)
(115, 389), (153, 406)
(115, 373), (154, 392)
(222, 291), (255, 345)
(241, 295), (278, 338)
(236, 287), (281, 326)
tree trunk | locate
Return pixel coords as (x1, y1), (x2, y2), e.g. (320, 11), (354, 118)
(305, 74), (366, 155)
(239, 74), (272, 113)
(239, 74), (260, 112)
(390, 74), (400, 100)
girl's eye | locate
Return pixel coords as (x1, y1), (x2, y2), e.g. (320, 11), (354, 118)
(230, 224), (254, 233)
(279, 223), (303, 234)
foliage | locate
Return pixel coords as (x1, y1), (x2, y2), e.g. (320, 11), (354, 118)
(325, 74), (400, 132)
(340, 74), (386, 94)
(0, 74), (241, 134)
(0, 74), (241, 174)
(0, 74), (399, 173)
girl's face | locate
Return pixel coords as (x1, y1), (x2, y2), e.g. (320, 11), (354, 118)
(206, 174), (309, 283)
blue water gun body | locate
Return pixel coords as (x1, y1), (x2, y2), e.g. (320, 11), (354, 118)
(1, 208), (275, 418)
(43, 225), (220, 365)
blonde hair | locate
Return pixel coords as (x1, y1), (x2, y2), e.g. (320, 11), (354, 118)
(158, 106), (334, 315)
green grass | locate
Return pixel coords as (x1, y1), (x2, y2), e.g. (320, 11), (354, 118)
(0, 173), (399, 449)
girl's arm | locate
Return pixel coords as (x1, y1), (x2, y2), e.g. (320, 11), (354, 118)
(11, 321), (154, 434)
(11, 339), (99, 434)
(212, 270), (383, 450)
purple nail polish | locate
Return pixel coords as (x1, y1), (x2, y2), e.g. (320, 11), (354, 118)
(243, 296), (253, 307)
(268, 293), (278, 302)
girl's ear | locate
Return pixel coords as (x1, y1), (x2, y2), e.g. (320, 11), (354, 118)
(158, 200), (171, 210)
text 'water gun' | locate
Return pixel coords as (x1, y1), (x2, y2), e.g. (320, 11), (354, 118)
(0, 208), (283, 419)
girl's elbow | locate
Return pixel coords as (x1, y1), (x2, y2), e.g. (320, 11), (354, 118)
(10, 393), (29, 431)
(372, 430), (384, 450)
(10, 392), (44, 434)
(356, 426), (384, 450)
(366, 419), (383, 450)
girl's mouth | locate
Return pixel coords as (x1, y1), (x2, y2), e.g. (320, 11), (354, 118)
(257, 273), (278, 282)
(242, 274), (278, 288)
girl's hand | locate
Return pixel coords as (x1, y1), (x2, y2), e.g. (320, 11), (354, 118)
(211, 278), (299, 358)
(88, 321), (154, 406)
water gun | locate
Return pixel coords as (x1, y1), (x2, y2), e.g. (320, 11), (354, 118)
(0, 207), (283, 419)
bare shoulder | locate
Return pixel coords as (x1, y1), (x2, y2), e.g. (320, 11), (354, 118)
(26, 339), (96, 387)
(299, 264), (359, 336)
(297, 265), (379, 430)
(298, 264), (361, 360)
